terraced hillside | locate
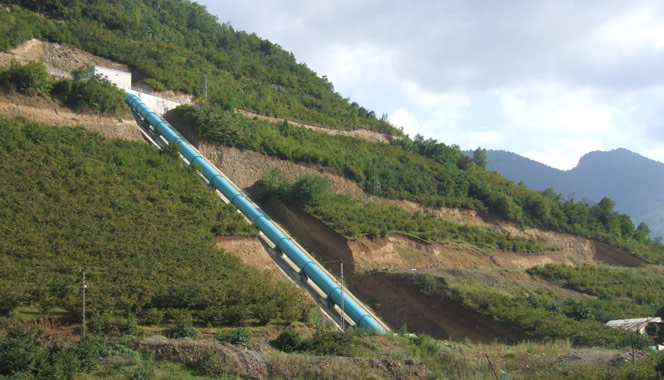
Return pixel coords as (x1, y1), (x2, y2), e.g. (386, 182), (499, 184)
(2, 1), (664, 378)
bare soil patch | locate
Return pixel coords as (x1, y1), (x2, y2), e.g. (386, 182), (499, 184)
(262, 197), (641, 275)
(0, 38), (129, 74)
(216, 236), (281, 277)
(198, 141), (367, 198)
(354, 272), (526, 343)
(235, 108), (398, 144)
(180, 139), (644, 270)
(0, 95), (142, 141)
(260, 197), (525, 341)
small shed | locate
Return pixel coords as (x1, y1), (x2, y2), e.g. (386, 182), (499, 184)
(606, 317), (664, 335)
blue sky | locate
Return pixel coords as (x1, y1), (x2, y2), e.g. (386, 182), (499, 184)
(199, 0), (664, 170)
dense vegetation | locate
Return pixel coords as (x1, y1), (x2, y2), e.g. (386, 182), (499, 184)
(416, 269), (663, 348)
(0, 117), (311, 327)
(0, 60), (127, 116)
(0, 1), (398, 133)
(529, 264), (664, 311)
(178, 104), (664, 263)
(258, 171), (552, 252)
(3, 1), (662, 261)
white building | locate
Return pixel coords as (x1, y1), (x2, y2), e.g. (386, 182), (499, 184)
(93, 65), (132, 92)
(92, 64), (186, 115)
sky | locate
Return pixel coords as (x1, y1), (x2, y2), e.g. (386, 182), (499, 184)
(199, 1), (664, 170)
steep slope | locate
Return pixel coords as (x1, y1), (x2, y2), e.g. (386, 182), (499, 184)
(2, 3), (664, 379)
(0, 1), (398, 134)
(486, 149), (664, 238)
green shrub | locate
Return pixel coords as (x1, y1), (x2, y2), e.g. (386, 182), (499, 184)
(195, 348), (228, 377)
(124, 312), (138, 336)
(0, 60), (52, 97)
(305, 328), (354, 356)
(0, 328), (45, 376)
(140, 308), (164, 326)
(40, 342), (82, 380)
(171, 309), (197, 339)
(0, 285), (20, 317)
(128, 365), (154, 380)
(215, 328), (252, 347)
(271, 330), (303, 353)
(52, 74), (126, 116)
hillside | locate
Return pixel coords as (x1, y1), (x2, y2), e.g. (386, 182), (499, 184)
(485, 149), (664, 238)
(0, 0), (398, 134)
(2, 1), (664, 379)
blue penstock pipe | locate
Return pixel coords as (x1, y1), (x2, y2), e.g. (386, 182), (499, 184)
(125, 94), (384, 332)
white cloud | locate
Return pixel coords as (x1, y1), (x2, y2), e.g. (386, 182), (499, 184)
(390, 108), (420, 137)
(307, 43), (398, 92)
(556, 103), (614, 134)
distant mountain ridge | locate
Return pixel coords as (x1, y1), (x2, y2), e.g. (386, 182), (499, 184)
(483, 148), (664, 238)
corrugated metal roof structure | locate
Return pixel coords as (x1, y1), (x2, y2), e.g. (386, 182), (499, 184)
(606, 317), (664, 334)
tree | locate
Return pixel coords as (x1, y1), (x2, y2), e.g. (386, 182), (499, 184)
(635, 222), (651, 242)
(472, 147), (488, 169)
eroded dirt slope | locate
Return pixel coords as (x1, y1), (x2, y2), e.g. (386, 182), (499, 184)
(215, 236), (282, 277)
(0, 95), (142, 141)
(235, 108), (398, 143)
(0, 38), (129, 73)
(194, 140), (644, 270)
(258, 196), (648, 341)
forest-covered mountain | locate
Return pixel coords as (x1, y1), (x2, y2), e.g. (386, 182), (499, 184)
(485, 149), (664, 238)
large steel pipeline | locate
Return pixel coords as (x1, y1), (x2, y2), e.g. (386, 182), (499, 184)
(125, 94), (384, 332)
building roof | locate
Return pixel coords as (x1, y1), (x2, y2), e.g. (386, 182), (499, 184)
(606, 317), (664, 333)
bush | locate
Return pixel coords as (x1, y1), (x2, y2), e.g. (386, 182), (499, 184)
(215, 328), (252, 347)
(171, 309), (197, 339)
(124, 312), (138, 336)
(0, 60), (52, 97)
(271, 330), (303, 353)
(0, 285), (20, 317)
(128, 365), (154, 380)
(195, 348), (228, 377)
(52, 74), (126, 116)
(140, 307), (164, 326)
(305, 328), (354, 356)
(40, 342), (81, 380)
(0, 328), (45, 376)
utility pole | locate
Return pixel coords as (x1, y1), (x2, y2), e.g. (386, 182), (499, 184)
(322, 259), (345, 331)
(81, 266), (87, 341)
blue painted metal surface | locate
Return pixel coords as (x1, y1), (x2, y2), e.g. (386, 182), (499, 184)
(125, 94), (384, 332)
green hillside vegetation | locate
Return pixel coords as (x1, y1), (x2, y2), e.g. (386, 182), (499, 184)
(4, 1), (661, 261)
(258, 171), (552, 252)
(177, 104), (664, 263)
(417, 267), (664, 348)
(0, 60), (127, 116)
(485, 148), (664, 240)
(0, 1), (397, 133)
(0, 117), (311, 328)
(529, 264), (664, 308)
